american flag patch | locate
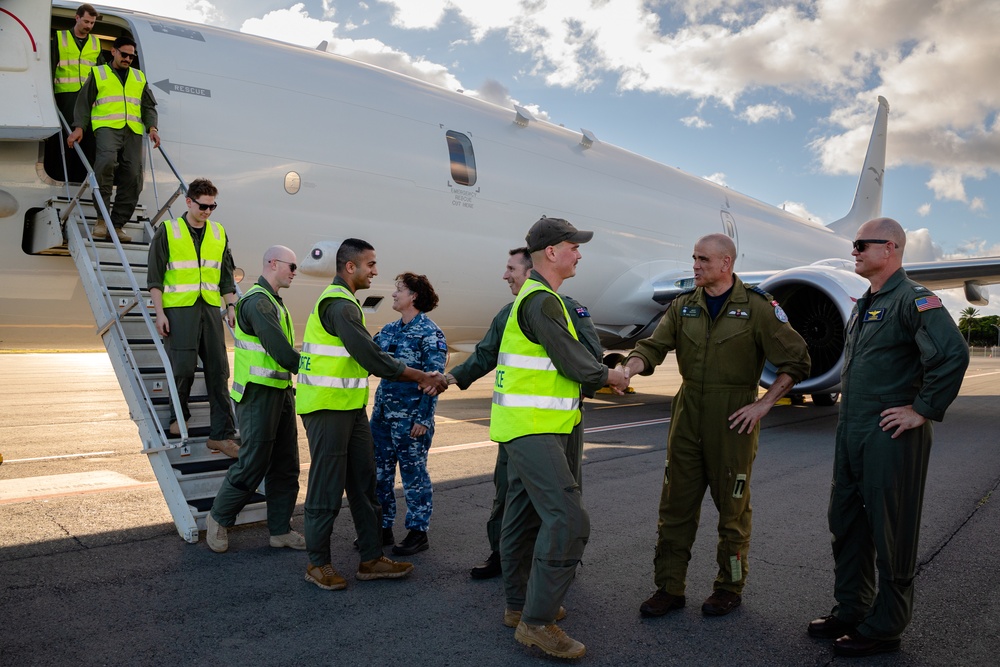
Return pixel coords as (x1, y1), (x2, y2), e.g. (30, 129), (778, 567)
(915, 295), (943, 311)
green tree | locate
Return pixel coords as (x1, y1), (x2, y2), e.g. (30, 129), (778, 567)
(958, 307), (979, 344)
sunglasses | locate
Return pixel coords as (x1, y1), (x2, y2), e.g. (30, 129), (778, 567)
(272, 259), (297, 272)
(192, 200), (218, 211)
(852, 239), (891, 252)
(117, 51), (136, 60)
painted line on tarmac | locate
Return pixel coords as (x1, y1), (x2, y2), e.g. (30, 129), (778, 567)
(0, 470), (154, 505)
(0, 417), (671, 502)
(966, 370), (1000, 379)
(430, 416), (671, 454)
(2, 450), (117, 464)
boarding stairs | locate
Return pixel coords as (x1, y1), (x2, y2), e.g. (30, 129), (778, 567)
(29, 118), (267, 543)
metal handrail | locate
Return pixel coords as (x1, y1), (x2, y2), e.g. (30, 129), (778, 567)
(57, 109), (192, 450)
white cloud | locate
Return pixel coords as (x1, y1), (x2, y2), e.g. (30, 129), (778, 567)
(739, 103), (794, 124)
(238, 4), (465, 92)
(107, 0), (222, 23)
(903, 228), (941, 261)
(703, 172), (727, 186)
(371, 1), (996, 199)
(926, 170), (969, 202)
(681, 115), (711, 129)
(779, 201), (822, 223)
(917, 203), (931, 217)
(971, 197), (986, 212)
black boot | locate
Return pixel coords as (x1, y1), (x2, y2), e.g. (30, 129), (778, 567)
(353, 526), (395, 550)
(470, 550), (502, 579)
(392, 529), (429, 556)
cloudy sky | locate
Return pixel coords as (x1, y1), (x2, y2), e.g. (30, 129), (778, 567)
(107, 0), (1000, 314)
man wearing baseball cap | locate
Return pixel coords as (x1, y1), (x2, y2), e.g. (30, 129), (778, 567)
(491, 216), (627, 659)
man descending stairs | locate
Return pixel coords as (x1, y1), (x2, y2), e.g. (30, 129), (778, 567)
(40, 153), (271, 542)
(146, 178), (240, 459)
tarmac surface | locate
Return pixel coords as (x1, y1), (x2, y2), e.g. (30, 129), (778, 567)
(1, 352), (998, 666)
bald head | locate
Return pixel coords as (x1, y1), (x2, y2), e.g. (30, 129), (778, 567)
(262, 245), (297, 291)
(859, 217), (906, 255)
(692, 234), (736, 295)
(698, 233), (737, 261)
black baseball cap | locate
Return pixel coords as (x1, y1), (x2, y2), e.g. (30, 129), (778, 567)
(525, 216), (593, 252)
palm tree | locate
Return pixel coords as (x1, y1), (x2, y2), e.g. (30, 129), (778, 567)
(959, 307), (979, 344)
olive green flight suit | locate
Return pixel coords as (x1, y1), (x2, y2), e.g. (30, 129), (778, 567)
(627, 276), (810, 596)
(828, 269), (968, 640)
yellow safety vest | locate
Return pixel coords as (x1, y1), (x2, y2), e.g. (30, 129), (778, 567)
(230, 285), (295, 402)
(296, 285), (370, 414)
(489, 279), (581, 443)
(90, 64), (146, 134)
(54, 31), (101, 93)
(161, 218), (227, 308)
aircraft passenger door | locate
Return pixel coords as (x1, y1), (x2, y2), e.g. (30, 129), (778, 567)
(720, 209), (739, 256)
(0, 0), (60, 139)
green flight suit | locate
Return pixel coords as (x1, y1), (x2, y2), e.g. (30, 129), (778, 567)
(828, 268), (968, 640)
(210, 277), (301, 535)
(450, 295), (603, 553)
(627, 275), (810, 596)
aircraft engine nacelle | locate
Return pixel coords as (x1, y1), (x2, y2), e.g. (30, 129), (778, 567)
(757, 263), (870, 398)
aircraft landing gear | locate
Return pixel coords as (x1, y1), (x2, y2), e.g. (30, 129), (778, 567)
(811, 392), (840, 407)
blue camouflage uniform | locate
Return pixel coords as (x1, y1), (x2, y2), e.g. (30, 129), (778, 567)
(370, 312), (448, 532)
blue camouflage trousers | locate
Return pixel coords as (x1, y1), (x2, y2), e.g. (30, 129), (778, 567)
(371, 414), (434, 531)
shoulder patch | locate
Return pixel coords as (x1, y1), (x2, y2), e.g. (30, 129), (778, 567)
(914, 295), (943, 312)
(748, 285), (775, 302)
(574, 306), (591, 318)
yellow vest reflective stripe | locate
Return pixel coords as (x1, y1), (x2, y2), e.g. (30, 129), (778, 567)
(90, 64), (145, 134)
(230, 285), (295, 401)
(54, 31), (101, 93)
(161, 218), (226, 308)
(489, 279), (581, 442)
(296, 285), (370, 413)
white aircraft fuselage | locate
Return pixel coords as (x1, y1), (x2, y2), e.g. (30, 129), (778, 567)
(3, 2), (998, 397)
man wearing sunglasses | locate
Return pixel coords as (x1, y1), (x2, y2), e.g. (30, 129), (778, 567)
(147, 178), (239, 459)
(205, 246), (303, 554)
(809, 218), (968, 657)
(68, 35), (160, 243)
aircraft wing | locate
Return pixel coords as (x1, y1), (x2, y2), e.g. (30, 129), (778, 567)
(902, 256), (1000, 305)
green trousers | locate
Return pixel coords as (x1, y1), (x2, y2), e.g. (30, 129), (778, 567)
(500, 429), (590, 625)
(164, 301), (235, 441)
(828, 413), (933, 640)
(488, 413), (584, 552)
(210, 384), (299, 535)
(653, 385), (759, 596)
(302, 409), (383, 566)
(92, 126), (143, 228)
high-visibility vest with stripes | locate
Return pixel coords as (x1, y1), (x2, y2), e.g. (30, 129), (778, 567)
(489, 279), (581, 443)
(90, 64), (146, 134)
(230, 285), (295, 402)
(161, 218), (227, 308)
(296, 285), (370, 414)
(54, 31), (101, 93)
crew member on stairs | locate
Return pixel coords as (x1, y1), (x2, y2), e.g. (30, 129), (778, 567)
(147, 178), (239, 457)
(67, 35), (159, 243)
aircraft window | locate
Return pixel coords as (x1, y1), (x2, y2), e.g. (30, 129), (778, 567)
(445, 131), (477, 186)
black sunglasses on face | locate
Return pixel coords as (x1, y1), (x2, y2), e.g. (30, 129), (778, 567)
(193, 201), (218, 211)
(853, 239), (891, 252)
(118, 51), (135, 60)
(272, 259), (297, 272)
